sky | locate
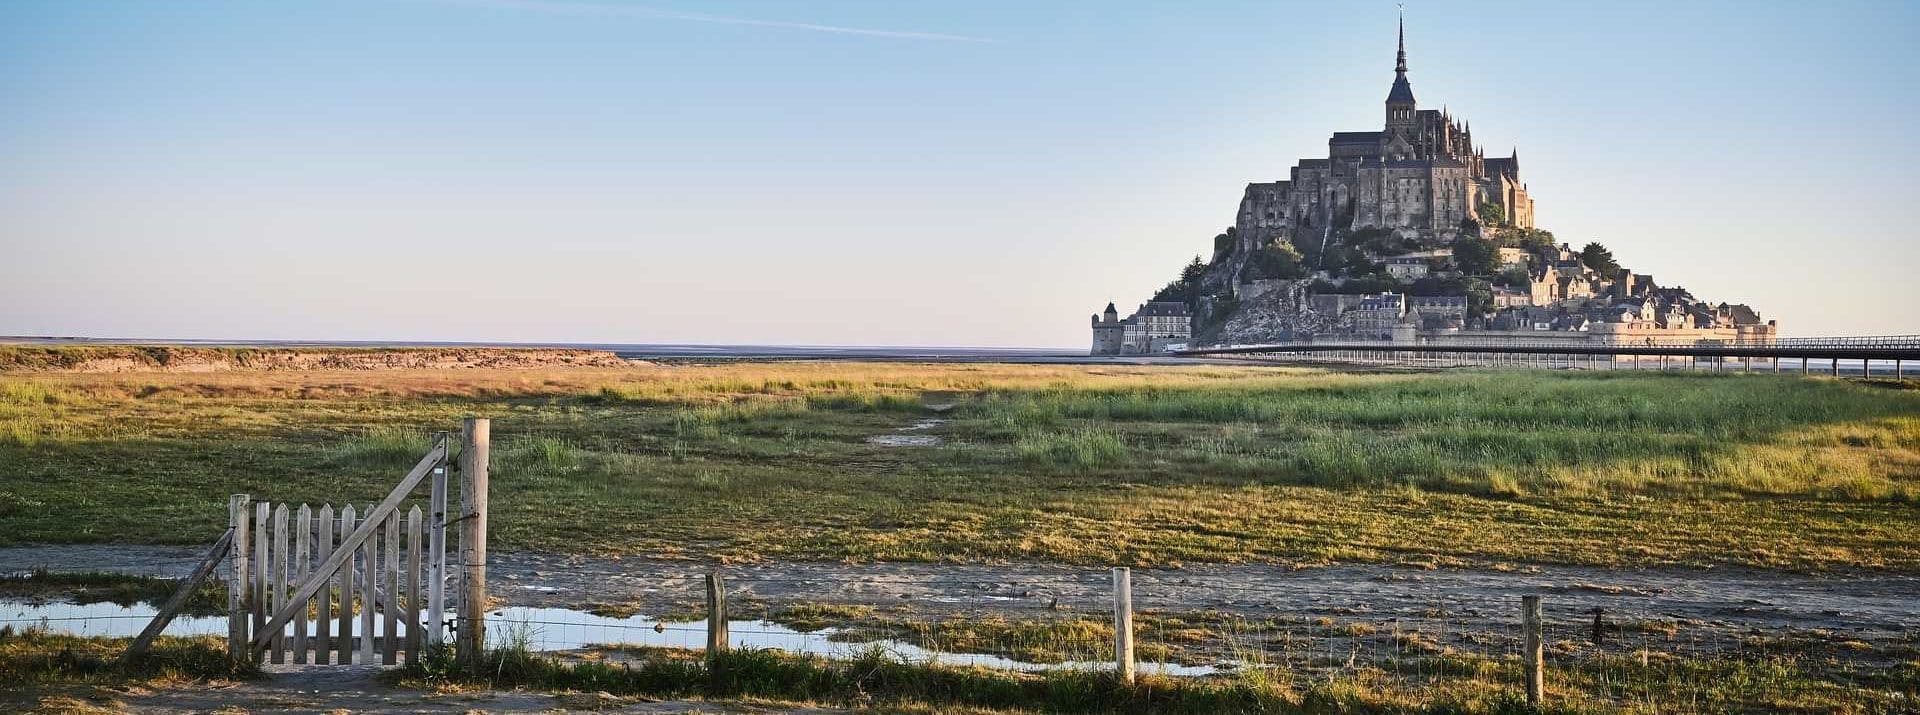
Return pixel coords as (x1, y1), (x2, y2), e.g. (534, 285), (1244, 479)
(2, 0), (1915, 347)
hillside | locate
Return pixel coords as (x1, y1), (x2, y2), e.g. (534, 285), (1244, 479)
(1141, 214), (1770, 347)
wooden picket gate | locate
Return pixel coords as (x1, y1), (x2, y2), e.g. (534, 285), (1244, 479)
(127, 419), (492, 667)
(225, 492), (442, 665)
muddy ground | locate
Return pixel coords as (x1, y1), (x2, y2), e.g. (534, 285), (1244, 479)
(3, 545), (1913, 644)
(6, 545), (1914, 712)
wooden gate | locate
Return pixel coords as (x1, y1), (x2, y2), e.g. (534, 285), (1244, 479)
(225, 493), (439, 664)
(124, 419), (491, 666)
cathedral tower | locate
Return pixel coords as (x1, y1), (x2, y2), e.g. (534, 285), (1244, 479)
(1384, 13), (1416, 133)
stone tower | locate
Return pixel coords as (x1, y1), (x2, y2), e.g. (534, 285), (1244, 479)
(1090, 302), (1125, 355)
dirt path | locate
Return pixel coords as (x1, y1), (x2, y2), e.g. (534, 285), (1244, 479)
(4, 545), (1914, 641)
(6, 665), (838, 713)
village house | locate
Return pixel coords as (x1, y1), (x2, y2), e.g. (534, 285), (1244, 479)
(1091, 301), (1192, 355)
(1346, 293), (1407, 338)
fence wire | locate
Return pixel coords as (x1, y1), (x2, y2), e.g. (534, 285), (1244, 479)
(7, 568), (1915, 712)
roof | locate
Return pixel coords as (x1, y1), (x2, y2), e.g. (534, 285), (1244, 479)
(1387, 74), (1415, 104)
(1134, 301), (1191, 317)
(1331, 131), (1382, 144)
(1356, 293), (1406, 310)
(1411, 295), (1468, 305)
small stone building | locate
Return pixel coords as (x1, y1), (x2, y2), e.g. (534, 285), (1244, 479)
(1091, 301), (1192, 355)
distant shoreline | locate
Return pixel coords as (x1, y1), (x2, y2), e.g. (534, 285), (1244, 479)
(0, 336), (1214, 365)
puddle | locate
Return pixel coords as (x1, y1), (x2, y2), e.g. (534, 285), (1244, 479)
(866, 435), (941, 447)
(0, 599), (1215, 676)
(865, 419), (947, 447)
(1, 599), (228, 639)
(489, 606), (1214, 675)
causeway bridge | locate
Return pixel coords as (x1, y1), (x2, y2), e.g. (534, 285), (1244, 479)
(1173, 335), (1920, 378)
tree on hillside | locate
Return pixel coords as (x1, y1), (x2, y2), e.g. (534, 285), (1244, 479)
(1151, 256), (1209, 304)
(1477, 201), (1506, 226)
(1510, 228), (1557, 252)
(1181, 255), (1207, 284)
(1580, 242), (1622, 276)
(1452, 236), (1499, 276)
(1243, 242), (1307, 281)
(1497, 266), (1532, 288)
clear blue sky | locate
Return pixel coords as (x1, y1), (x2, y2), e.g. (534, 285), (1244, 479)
(3, 0), (1914, 346)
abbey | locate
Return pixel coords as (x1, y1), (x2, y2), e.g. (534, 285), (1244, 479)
(1235, 19), (1534, 253)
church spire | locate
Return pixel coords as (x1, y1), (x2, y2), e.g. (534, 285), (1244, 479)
(1395, 8), (1408, 75)
(1385, 8), (1416, 106)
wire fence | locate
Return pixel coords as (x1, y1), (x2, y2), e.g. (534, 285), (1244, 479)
(465, 569), (1915, 711)
(7, 566), (1915, 711)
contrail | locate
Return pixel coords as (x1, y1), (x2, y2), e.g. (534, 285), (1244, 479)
(424, 0), (991, 43)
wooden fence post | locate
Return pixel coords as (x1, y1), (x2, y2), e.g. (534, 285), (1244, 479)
(227, 494), (250, 663)
(456, 418), (491, 665)
(1522, 595), (1544, 706)
(706, 570), (729, 655)
(1112, 567), (1135, 684)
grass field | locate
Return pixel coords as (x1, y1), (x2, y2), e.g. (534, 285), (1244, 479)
(2, 359), (1917, 571)
(405, 638), (1916, 715)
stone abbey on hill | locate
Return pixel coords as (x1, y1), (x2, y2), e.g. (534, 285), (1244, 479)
(1091, 17), (1773, 355)
(1235, 16), (1532, 255)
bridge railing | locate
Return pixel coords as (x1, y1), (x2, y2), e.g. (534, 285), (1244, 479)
(1186, 335), (1920, 353)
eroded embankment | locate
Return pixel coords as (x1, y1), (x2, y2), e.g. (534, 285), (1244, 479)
(0, 345), (631, 373)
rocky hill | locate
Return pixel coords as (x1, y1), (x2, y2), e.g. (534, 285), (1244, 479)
(1139, 217), (1770, 347)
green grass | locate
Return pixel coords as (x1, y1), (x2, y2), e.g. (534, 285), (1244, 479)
(0, 361), (1915, 570)
(0, 628), (251, 688)
(405, 642), (1557, 715)
(395, 638), (1917, 714)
